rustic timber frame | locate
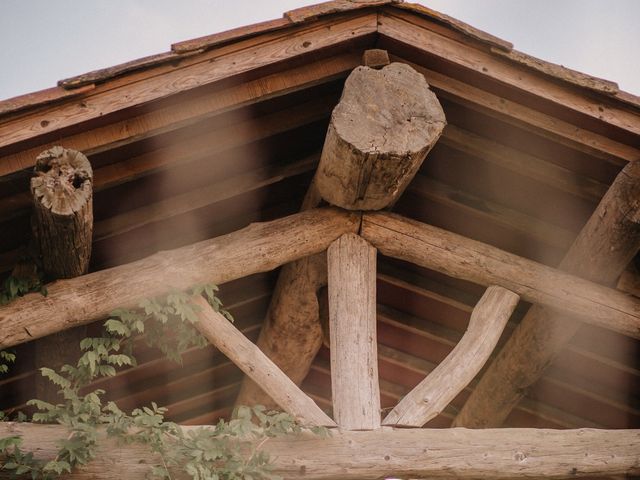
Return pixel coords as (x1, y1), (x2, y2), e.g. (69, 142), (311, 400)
(1, 0), (640, 478)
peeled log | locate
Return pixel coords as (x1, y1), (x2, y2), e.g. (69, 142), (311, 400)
(30, 146), (94, 403)
(316, 62), (446, 210)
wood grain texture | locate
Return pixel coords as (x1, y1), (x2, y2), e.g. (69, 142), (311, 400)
(316, 62), (446, 210)
(328, 234), (380, 429)
(191, 297), (335, 426)
(0, 208), (360, 349)
(454, 161), (640, 428)
(361, 212), (640, 338)
(2, 423), (639, 479)
(383, 285), (519, 427)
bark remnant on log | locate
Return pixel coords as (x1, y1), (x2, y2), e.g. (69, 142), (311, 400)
(316, 62), (446, 210)
(30, 146), (94, 403)
(454, 160), (640, 428)
(328, 233), (380, 430)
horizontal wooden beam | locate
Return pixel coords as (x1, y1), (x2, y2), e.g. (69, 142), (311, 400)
(191, 297), (335, 426)
(382, 285), (519, 427)
(0, 208), (360, 349)
(2, 423), (639, 479)
(361, 212), (640, 338)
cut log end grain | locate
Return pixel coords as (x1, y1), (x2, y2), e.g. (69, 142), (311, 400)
(317, 62), (446, 210)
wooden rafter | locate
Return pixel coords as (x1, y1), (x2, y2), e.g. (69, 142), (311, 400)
(361, 211), (640, 338)
(382, 285), (519, 427)
(3, 423), (639, 479)
(0, 208), (360, 349)
(453, 160), (640, 428)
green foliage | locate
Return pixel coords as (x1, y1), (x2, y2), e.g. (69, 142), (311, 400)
(0, 285), (325, 480)
(0, 268), (46, 306)
(0, 350), (16, 375)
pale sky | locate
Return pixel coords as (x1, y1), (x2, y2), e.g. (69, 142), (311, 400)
(0, 0), (638, 101)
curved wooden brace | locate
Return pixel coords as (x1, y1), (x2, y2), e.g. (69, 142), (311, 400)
(382, 285), (519, 427)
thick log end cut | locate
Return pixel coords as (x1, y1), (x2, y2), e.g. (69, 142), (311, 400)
(30, 146), (93, 278)
(316, 62), (446, 210)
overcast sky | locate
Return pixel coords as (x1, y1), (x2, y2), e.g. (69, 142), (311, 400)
(0, 0), (638, 101)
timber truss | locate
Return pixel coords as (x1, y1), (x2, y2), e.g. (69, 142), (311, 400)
(1, 55), (640, 479)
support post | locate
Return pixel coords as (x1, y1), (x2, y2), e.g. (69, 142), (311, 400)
(30, 146), (93, 403)
(328, 233), (380, 430)
(453, 160), (640, 428)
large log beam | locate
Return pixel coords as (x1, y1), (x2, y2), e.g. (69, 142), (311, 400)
(453, 160), (640, 428)
(2, 423), (639, 479)
(30, 146), (94, 403)
(234, 183), (328, 409)
(0, 208), (360, 349)
(315, 62), (445, 210)
(191, 297), (335, 426)
(360, 211), (640, 338)
(328, 234), (380, 429)
(382, 285), (519, 427)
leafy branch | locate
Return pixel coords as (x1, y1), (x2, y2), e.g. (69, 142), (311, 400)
(0, 284), (327, 480)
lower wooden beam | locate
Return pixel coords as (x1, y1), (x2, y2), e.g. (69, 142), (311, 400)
(2, 423), (638, 479)
(0, 208), (360, 349)
(360, 212), (640, 339)
(191, 297), (335, 427)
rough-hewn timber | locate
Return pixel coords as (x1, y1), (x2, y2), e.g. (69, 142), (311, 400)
(328, 234), (380, 429)
(361, 211), (640, 338)
(191, 297), (335, 426)
(30, 146), (94, 404)
(0, 208), (360, 349)
(383, 285), (519, 427)
(2, 423), (639, 479)
(315, 62), (446, 210)
(454, 160), (640, 428)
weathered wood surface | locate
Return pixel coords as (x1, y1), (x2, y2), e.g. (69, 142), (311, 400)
(30, 146), (94, 404)
(401, 57), (638, 164)
(0, 208), (360, 349)
(454, 160), (640, 428)
(315, 62), (446, 210)
(378, 11), (640, 139)
(328, 234), (380, 429)
(234, 253), (327, 409)
(191, 296), (334, 426)
(383, 285), (519, 427)
(361, 212), (640, 338)
(2, 423), (639, 479)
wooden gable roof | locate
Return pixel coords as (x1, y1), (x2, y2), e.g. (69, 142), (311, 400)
(1, 0), (639, 442)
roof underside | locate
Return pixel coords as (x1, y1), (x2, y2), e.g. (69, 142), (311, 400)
(1, 0), (639, 454)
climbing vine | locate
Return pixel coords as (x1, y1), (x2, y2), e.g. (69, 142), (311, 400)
(0, 285), (327, 479)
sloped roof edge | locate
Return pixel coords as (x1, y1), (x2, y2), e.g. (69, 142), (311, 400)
(1, 0), (638, 120)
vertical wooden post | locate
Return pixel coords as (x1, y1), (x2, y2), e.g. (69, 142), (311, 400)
(328, 233), (380, 430)
(31, 146), (93, 403)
